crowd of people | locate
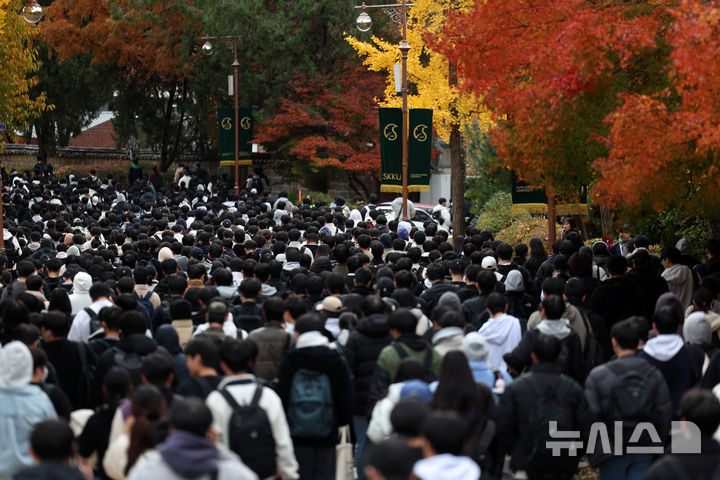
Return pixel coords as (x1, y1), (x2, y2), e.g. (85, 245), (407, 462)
(1, 159), (720, 480)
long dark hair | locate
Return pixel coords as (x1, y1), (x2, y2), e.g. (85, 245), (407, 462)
(103, 366), (133, 412)
(528, 237), (547, 262)
(431, 351), (480, 415)
(125, 385), (167, 475)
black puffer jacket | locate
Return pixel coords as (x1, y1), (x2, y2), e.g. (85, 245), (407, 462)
(97, 333), (165, 386)
(276, 343), (354, 447)
(343, 313), (391, 416)
(496, 363), (586, 477)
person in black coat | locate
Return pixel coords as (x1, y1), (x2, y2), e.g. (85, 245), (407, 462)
(461, 270), (497, 330)
(504, 295), (585, 384)
(276, 314), (354, 480)
(14, 420), (87, 480)
(628, 249), (669, 320)
(97, 311), (165, 387)
(589, 255), (644, 353)
(343, 299), (391, 418)
(40, 312), (97, 410)
(128, 159), (143, 185)
(418, 263), (457, 317)
(496, 333), (586, 480)
(342, 297), (391, 476)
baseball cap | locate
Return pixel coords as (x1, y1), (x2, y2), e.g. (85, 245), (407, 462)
(481, 256), (497, 270)
(315, 296), (343, 314)
(400, 380), (431, 404)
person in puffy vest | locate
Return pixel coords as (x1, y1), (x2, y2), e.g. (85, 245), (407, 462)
(276, 314), (353, 480)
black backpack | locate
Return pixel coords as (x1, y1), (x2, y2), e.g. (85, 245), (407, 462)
(74, 341), (96, 409)
(579, 309), (603, 377)
(220, 382), (277, 479)
(607, 361), (658, 428)
(112, 347), (150, 385)
(84, 307), (104, 340)
(525, 376), (580, 477)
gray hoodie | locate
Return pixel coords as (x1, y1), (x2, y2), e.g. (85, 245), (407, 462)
(662, 264), (694, 307)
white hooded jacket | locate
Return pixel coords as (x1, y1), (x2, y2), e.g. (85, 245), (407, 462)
(69, 272), (93, 316)
(478, 313), (522, 371)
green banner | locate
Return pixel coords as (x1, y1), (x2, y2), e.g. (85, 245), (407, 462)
(379, 108), (403, 193)
(511, 171), (588, 215)
(408, 108), (432, 192)
(217, 107), (253, 166)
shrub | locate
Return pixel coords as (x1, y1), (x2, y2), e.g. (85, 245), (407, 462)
(475, 192), (531, 234)
(497, 217), (560, 252)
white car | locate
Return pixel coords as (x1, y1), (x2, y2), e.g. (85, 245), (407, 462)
(376, 201), (448, 232)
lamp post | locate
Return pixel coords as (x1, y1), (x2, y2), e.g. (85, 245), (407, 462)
(202, 35), (242, 197)
(355, 1), (413, 220)
(0, 1), (44, 252)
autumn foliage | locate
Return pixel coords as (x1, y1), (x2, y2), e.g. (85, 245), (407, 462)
(0, 0), (46, 140)
(346, 0), (491, 143)
(437, 1), (666, 201)
(436, 0), (720, 216)
(254, 67), (384, 178)
(41, 0), (199, 83)
(596, 1), (720, 213)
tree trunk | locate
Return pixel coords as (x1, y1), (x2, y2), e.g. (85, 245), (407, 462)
(159, 85), (177, 172)
(548, 193), (557, 246)
(709, 214), (720, 240)
(450, 121), (465, 237)
(166, 79), (189, 173)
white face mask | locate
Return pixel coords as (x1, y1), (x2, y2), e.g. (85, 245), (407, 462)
(285, 323), (295, 335)
(41, 367), (48, 383)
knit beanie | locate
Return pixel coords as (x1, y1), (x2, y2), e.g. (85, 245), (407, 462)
(684, 311), (711, 345)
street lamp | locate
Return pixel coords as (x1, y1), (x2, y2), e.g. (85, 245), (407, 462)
(0, 0), (44, 252)
(21, 0), (43, 24)
(202, 35), (242, 196)
(355, 1), (413, 220)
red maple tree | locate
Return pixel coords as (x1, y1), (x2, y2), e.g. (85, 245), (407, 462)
(595, 0), (720, 214)
(435, 0), (667, 201)
(255, 66), (385, 194)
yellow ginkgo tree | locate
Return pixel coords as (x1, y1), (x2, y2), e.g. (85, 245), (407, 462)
(347, 0), (492, 233)
(0, 0), (46, 147)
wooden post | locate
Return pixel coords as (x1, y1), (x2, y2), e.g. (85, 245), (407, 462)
(450, 121), (464, 236)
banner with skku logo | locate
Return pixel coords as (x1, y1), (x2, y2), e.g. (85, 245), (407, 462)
(379, 107), (432, 193)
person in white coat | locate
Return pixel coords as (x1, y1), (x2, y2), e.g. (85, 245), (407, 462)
(206, 339), (299, 480)
(432, 198), (451, 229)
(477, 293), (522, 372)
(366, 362), (430, 444)
(68, 271), (93, 316)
